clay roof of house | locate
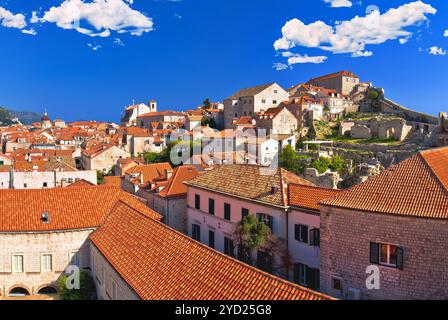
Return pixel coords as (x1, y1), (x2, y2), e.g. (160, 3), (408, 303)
(90, 201), (332, 300)
(14, 160), (47, 172)
(0, 186), (161, 232)
(67, 179), (95, 187)
(125, 127), (150, 138)
(82, 143), (115, 158)
(227, 83), (277, 99)
(158, 165), (200, 198)
(125, 163), (173, 184)
(308, 71), (359, 84)
(321, 147), (448, 219)
(288, 184), (342, 211)
(186, 164), (315, 207)
(234, 116), (255, 126)
(103, 176), (123, 187)
(137, 111), (184, 118)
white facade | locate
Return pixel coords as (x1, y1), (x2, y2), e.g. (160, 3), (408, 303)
(12, 170), (97, 189)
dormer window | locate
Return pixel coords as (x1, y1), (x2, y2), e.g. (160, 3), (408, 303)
(41, 212), (50, 223)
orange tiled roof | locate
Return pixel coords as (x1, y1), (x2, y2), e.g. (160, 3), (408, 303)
(90, 202), (332, 300)
(186, 165), (315, 207)
(288, 184), (342, 211)
(125, 163), (172, 184)
(0, 186), (161, 232)
(67, 179), (95, 187)
(158, 165), (200, 198)
(137, 111), (183, 118)
(321, 147), (448, 219)
(103, 176), (123, 187)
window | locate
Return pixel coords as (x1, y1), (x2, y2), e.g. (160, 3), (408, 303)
(273, 100), (277, 104)
(41, 254), (53, 272)
(262, 99), (266, 104)
(209, 230), (215, 249)
(370, 242), (403, 269)
(257, 213), (273, 230)
(331, 276), (343, 293)
(241, 208), (249, 220)
(294, 224), (309, 243)
(208, 199), (215, 215)
(310, 228), (320, 247)
(274, 90), (278, 94)
(294, 263), (307, 286)
(194, 194), (201, 210)
(43, 182), (48, 188)
(224, 203), (231, 221)
(224, 237), (235, 257)
(294, 263), (320, 291)
(12, 254), (24, 273)
(23, 183), (27, 189)
(192, 224), (201, 242)
(257, 251), (273, 273)
(69, 251), (79, 267)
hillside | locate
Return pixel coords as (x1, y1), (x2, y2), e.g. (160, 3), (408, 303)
(9, 110), (41, 125)
(0, 107), (17, 125)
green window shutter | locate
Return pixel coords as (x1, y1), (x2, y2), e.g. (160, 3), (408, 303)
(302, 225), (309, 244)
(294, 225), (300, 241)
(397, 247), (404, 270)
(370, 242), (379, 264)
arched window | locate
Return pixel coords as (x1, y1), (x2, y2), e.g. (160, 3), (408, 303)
(8, 287), (30, 297)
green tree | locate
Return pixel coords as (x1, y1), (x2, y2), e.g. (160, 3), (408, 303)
(58, 271), (95, 300)
(329, 155), (346, 172)
(310, 157), (332, 174)
(202, 98), (211, 110)
(279, 145), (304, 175)
(235, 215), (273, 264)
(96, 170), (105, 184)
(201, 117), (218, 129)
(144, 152), (160, 164)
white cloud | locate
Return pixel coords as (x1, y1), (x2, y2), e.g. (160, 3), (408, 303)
(113, 37), (124, 46)
(274, 1), (436, 59)
(41, 0), (154, 37)
(0, 6), (27, 29)
(324, 0), (352, 8)
(286, 53), (328, 64)
(87, 43), (102, 51)
(428, 46), (446, 56)
(21, 28), (37, 36)
(273, 62), (289, 71)
(444, 30), (448, 37)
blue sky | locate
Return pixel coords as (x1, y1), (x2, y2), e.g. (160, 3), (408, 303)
(0, 0), (447, 122)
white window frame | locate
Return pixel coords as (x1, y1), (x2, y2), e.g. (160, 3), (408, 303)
(41, 253), (53, 273)
(379, 243), (398, 267)
(12, 254), (24, 273)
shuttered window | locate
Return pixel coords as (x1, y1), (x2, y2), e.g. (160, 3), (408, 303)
(370, 242), (403, 270)
(224, 203), (231, 221)
(208, 199), (215, 215)
(310, 228), (320, 247)
(294, 224), (309, 243)
(42, 254), (53, 272)
(194, 194), (200, 209)
(192, 224), (201, 242)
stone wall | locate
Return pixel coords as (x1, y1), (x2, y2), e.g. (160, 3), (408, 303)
(320, 206), (448, 300)
(0, 229), (93, 296)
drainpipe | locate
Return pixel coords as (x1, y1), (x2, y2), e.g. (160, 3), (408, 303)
(285, 207), (290, 281)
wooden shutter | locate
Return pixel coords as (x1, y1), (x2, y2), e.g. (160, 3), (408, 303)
(268, 215), (274, 230)
(370, 242), (379, 264)
(294, 225), (300, 241)
(307, 267), (320, 291)
(397, 247), (404, 270)
(310, 228), (320, 247)
(302, 225), (309, 244)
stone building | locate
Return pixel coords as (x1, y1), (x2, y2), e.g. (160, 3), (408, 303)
(257, 105), (298, 135)
(120, 101), (157, 127)
(0, 185), (330, 300)
(307, 71), (360, 96)
(436, 112), (448, 147)
(81, 143), (130, 173)
(223, 83), (289, 129)
(319, 147), (448, 300)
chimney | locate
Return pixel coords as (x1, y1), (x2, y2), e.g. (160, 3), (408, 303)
(41, 212), (50, 223)
(166, 169), (173, 180)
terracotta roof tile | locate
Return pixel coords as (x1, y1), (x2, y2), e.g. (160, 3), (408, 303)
(288, 184), (342, 211)
(125, 163), (172, 184)
(158, 165), (200, 198)
(90, 202), (332, 300)
(186, 165), (314, 207)
(321, 147), (448, 219)
(0, 186), (161, 232)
